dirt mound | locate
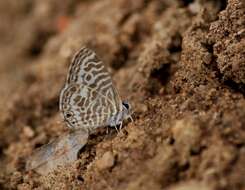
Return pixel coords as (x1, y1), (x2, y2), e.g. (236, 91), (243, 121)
(0, 0), (244, 189)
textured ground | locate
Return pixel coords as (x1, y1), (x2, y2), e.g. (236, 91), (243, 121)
(0, 0), (244, 189)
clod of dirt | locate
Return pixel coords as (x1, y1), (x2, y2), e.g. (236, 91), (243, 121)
(172, 118), (202, 164)
(167, 180), (213, 190)
(22, 126), (35, 139)
(199, 140), (238, 183)
(96, 151), (115, 170)
(209, 0), (245, 84)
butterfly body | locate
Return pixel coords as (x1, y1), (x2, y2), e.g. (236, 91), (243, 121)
(106, 101), (131, 127)
(59, 47), (131, 131)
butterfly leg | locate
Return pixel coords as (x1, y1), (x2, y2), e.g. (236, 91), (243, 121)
(119, 121), (123, 131)
(114, 125), (120, 133)
(88, 126), (94, 134)
(129, 115), (134, 122)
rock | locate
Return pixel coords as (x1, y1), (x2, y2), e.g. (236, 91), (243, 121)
(23, 126), (34, 138)
(96, 151), (115, 170)
(26, 129), (88, 175)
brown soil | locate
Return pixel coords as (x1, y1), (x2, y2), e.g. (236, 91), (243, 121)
(0, 0), (244, 189)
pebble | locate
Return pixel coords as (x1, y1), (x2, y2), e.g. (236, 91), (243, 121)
(96, 151), (115, 170)
(23, 126), (34, 138)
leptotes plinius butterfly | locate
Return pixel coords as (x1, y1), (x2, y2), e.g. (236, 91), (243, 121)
(59, 47), (132, 131)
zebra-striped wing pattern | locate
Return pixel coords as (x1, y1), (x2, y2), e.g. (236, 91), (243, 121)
(59, 47), (122, 129)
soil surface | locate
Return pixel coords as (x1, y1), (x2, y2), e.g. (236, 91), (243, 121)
(0, 0), (244, 189)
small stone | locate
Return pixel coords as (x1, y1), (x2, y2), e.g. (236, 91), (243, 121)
(159, 87), (165, 95)
(26, 129), (88, 175)
(138, 104), (148, 113)
(188, 2), (202, 14)
(23, 126), (34, 138)
(96, 151), (115, 170)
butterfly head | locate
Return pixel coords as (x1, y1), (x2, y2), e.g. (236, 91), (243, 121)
(122, 101), (132, 119)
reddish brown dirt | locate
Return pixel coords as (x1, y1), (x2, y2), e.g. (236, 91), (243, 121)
(0, 0), (244, 189)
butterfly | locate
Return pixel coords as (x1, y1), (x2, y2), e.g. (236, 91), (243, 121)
(59, 47), (132, 131)
(26, 47), (132, 174)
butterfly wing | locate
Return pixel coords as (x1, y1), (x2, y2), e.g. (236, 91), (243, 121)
(60, 83), (119, 128)
(59, 47), (122, 129)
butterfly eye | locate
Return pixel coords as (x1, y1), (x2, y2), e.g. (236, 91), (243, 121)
(122, 102), (129, 110)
